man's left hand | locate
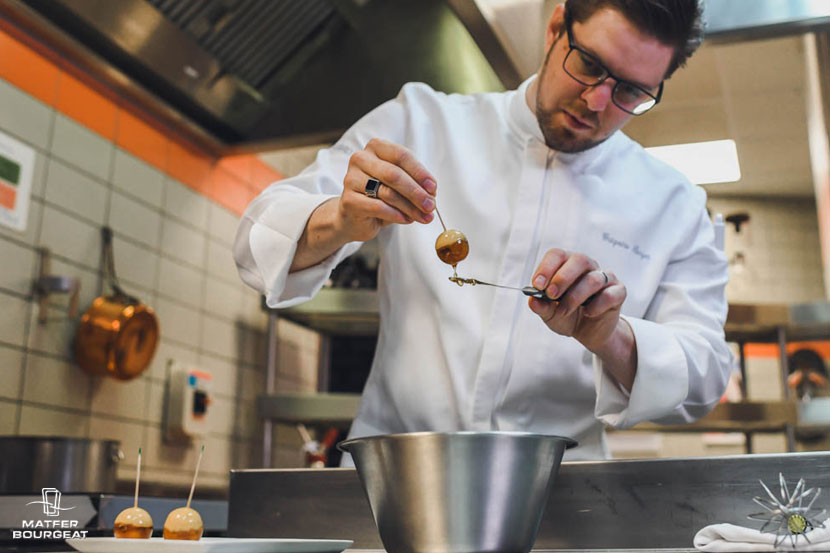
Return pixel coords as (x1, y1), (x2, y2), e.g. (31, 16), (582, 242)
(528, 248), (626, 353)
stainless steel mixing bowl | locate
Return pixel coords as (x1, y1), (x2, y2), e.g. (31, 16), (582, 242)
(338, 431), (577, 553)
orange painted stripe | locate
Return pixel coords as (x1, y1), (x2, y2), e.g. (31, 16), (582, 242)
(0, 27), (278, 214)
(209, 168), (256, 215)
(0, 183), (16, 209)
(56, 71), (117, 140)
(0, 29), (59, 106)
(117, 109), (169, 171)
(251, 159), (283, 192)
(744, 341), (830, 359)
(189, 369), (213, 381)
(217, 154), (253, 183)
(169, 141), (213, 193)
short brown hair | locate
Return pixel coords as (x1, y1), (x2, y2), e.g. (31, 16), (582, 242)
(564, 0), (704, 78)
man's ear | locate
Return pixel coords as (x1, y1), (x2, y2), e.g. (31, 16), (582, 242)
(545, 3), (567, 52)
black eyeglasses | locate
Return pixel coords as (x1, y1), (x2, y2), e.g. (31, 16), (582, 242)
(562, 10), (663, 115)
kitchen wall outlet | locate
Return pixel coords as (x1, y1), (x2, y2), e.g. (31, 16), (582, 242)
(164, 360), (212, 442)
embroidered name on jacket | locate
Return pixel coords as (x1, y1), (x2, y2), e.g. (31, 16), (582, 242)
(602, 232), (651, 260)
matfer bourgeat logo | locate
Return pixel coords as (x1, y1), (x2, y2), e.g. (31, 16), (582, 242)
(26, 488), (77, 516)
(13, 487), (88, 540)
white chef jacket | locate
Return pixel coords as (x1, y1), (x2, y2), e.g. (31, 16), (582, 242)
(234, 76), (733, 461)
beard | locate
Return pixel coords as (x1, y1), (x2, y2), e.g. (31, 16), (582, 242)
(535, 103), (603, 153)
(534, 46), (611, 154)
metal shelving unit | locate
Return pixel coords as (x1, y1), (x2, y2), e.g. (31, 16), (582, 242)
(259, 289), (377, 466)
(654, 301), (830, 452)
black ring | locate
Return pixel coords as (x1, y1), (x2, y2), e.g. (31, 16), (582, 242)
(365, 178), (381, 198)
(600, 271), (608, 285)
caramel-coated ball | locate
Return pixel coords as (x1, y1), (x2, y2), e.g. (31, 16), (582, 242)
(114, 507), (153, 539)
(163, 507), (203, 540)
(435, 229), (469, 266)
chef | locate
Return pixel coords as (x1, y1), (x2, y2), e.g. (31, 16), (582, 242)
(234, 0), (733, 461)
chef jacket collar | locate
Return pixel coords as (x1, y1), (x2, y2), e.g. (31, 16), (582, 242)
(509, 74), (622, 173)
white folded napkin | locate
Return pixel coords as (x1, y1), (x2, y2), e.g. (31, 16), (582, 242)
(694, 519), (830, 551)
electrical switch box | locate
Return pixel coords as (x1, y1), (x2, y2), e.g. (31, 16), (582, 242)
(164, 360), (212, 442)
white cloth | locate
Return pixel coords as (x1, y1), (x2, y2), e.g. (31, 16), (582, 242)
(234, 75), (733, 461)
(694, 520), (830, 551)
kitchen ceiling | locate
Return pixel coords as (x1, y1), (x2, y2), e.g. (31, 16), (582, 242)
(6, 0), (816, 199)
(476, 0), (816, 199)
(263, 2), (816, 199)
(625, 36), (813, 199)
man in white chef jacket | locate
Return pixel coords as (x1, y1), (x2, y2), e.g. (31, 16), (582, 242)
(234, 0), (733, 461)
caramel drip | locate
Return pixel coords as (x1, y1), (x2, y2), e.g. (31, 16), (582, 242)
(448, 275), (478, 287)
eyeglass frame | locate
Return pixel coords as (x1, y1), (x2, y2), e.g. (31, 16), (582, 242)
(561, 9), (664, 115)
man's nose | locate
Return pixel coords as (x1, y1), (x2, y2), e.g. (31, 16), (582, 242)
(581, 80), (614, 112)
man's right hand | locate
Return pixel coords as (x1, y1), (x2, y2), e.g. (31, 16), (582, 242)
(290, 138), (437, 272)
(338, 138), (437, 242)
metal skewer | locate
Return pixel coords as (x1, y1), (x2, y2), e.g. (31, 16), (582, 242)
(449, 277), (549, 299)
(451, 277), (603, 306)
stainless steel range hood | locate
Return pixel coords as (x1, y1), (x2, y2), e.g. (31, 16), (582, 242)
(703, 0), (830, 42)
(2, 0), (510, 153)
(10, 0), (830, 154)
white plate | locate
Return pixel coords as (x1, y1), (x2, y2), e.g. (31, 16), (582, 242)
(65, 537), (354, 553)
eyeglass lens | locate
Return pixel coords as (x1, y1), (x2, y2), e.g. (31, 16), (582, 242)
(564, 49), (657, 115)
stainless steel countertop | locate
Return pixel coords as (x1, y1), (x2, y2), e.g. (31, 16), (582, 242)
(26, 549), (700, 553)
(229, 453), (830, 550)
(346, 550), (698, 553)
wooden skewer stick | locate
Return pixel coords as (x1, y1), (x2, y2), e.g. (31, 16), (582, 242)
(186, 445), (204, 509)
(134, 448), (142, 509)
(434, 206), (447, 232)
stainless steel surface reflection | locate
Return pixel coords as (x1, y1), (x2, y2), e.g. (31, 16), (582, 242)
(0, 436), (123, 493)
(338, 431), (577, 553)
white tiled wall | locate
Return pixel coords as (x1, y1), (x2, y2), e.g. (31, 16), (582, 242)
(0, 75), (322, 491)
(708, 196), (826, 304)
(610, 195), (826, 460)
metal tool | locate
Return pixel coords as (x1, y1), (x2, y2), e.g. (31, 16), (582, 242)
(748, 473), (827, 549)
(450, 277), (556, 300)
(451, 278), (598, 306)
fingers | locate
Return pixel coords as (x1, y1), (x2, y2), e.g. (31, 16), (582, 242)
(344, 166), (421, 224)
(531, 249), (625, 317)
(532, 249), (598, 299)
(367, 138), (437, 195)
(555, 268), (607, 313)
(341, 169), (412, 226)
(346, 139), (437, 224)
(528, 296), (558, 323)
(573, 271), (626, 318)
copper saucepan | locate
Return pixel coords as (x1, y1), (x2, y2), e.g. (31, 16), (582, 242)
(75, 227), (159, 380)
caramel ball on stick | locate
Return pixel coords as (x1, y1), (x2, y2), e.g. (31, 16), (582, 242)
(163, 506), (203, 541)
(114, 507), (153, 539)
(114, 448), (153, 539)
(164, 445), (204, 540)
(435, 229), (469, 266)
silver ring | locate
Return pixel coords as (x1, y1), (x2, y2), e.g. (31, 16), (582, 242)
(600, 271), (608, 285)
(365, 178), (381, 198)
